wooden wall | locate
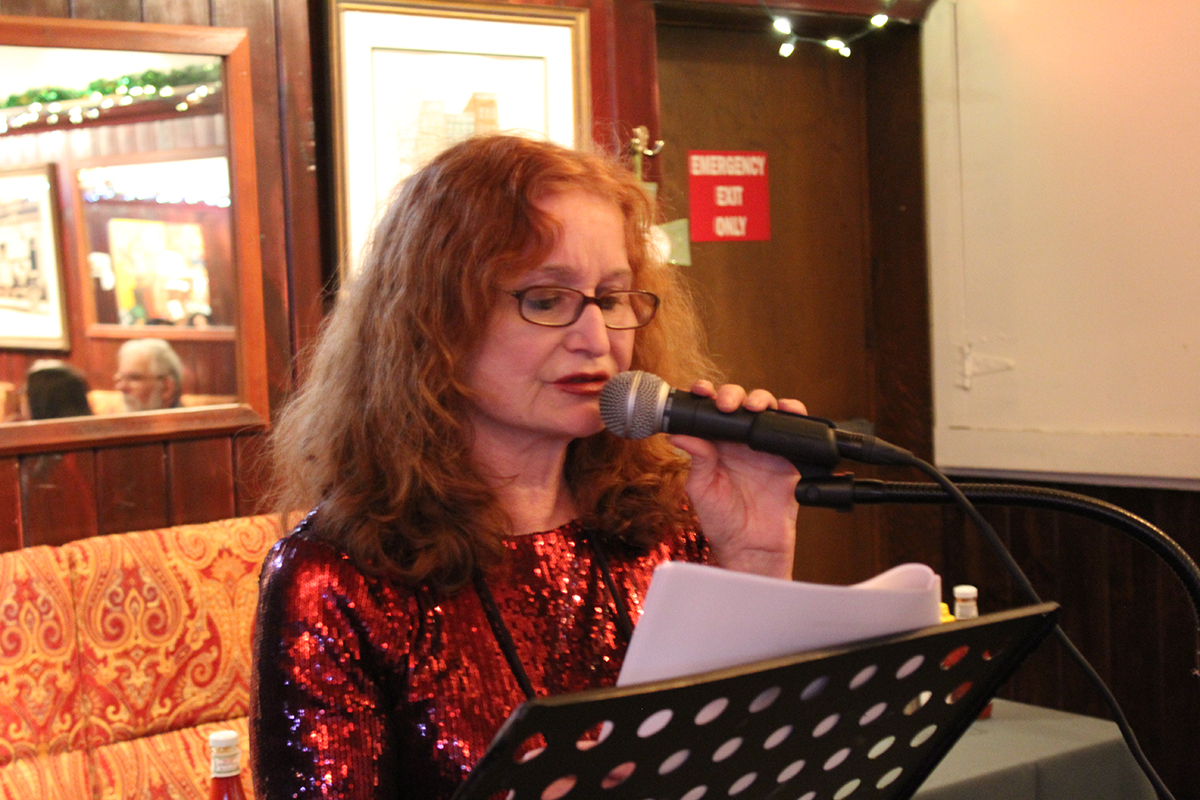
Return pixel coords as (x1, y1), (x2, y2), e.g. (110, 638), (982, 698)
(0, 0), (312, 545)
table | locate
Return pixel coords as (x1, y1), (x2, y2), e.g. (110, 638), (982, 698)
(913, 699), (1158, 800)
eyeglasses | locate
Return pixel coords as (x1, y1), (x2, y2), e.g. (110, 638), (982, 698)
(510, 286), (659, 330)
(114, 372), (167, 383)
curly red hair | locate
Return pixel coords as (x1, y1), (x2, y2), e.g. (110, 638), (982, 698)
(269, 134), (717, 591)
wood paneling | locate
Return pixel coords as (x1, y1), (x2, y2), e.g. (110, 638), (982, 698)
(96, 443), (168, 534)
(0, 0), (68, 16)
(940, 486), (1200, 796)
(73, 0), (140, 21)
(145, 0), (208, 26)
(19, 449), (98, 546)
(234, 431), (271, 517)
(168, 436), (236, 524)
(277, 0), (330, 379)
(0, 457), (19, 550)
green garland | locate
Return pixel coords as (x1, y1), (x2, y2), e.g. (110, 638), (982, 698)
(3, 63), (221, 109)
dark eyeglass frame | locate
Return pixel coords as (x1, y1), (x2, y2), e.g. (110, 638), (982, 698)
(509, 286), (660, 330)
(113, 372), (168, 383)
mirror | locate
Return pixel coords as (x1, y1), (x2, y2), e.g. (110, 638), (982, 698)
(0, 17), (266, 454)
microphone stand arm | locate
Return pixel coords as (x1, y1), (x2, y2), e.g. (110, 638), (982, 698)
(794, 474), (1200, 667)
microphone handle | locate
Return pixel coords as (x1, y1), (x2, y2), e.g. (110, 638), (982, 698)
(662, 390), (842, 467)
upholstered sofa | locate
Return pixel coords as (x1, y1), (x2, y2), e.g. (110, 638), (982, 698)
(0, 514), (286, 799)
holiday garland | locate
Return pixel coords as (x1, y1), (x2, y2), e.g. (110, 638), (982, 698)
(3, 63), (221, 109)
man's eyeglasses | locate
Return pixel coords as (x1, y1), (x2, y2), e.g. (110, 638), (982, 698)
(510, 286), (659, 330)
(114, 372), (167, 383)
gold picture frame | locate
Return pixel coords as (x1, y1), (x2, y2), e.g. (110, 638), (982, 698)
(328, 0), (590, 280)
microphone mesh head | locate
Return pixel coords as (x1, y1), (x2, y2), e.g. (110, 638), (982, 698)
(599, 371), (667, 439)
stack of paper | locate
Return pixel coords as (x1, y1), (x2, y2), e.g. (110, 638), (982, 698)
(617, 562), (942, 687)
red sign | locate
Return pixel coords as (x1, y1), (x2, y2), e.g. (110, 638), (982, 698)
(687, 151), (770, 242)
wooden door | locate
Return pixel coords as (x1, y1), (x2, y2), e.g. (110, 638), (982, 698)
(655, 19), (881, 583)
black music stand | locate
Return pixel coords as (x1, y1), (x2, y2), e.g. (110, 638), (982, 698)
(452, 603), (1059, 800)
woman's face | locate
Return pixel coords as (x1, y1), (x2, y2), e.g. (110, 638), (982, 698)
(463, 189), (637, 455)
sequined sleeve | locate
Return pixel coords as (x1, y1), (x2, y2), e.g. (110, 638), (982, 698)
(250, 532), (419, 800)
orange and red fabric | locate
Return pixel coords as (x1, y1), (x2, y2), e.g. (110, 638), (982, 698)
(0, 545), (91, 800)
(0, 514), (281, 800)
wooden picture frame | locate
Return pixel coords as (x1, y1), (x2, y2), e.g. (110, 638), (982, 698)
(328, 0), (590, 278)
(0, 163), (69, 351)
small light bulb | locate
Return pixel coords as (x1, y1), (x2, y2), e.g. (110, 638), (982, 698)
(773, 17), (792, 35)
(779, 40), (795, 57)
(825, 38), (846, 50)
(839, 46), (851, 57)
(871, 13), (888, 27)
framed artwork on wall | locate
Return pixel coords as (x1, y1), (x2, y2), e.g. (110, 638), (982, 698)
(328, 0), (590, 279)
(0, 163), (69, 351)
(75, 151), (236, 340)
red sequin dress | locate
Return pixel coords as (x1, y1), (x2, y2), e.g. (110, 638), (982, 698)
(250, 518), (710, 800)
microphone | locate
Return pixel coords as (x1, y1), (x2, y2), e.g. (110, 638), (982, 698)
(598, 371), (913, 467)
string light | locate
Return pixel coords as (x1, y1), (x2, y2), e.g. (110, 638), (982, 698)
(1, 63), (220, 135)
(767, 1), (895, 58)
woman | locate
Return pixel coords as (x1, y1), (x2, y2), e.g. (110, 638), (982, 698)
(24, 360), (93, 420)
(251, 134), (805, 799)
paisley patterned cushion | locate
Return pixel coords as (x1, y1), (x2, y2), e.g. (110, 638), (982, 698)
(0, 749), (91, 800)
(90, 717), (253, 800)
(0, 514), (284, 800)
(66, 515), (282, 748)
(0, 545), (85, 765)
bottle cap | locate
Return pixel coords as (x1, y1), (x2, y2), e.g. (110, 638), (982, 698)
(953, 585), (978, 600)
(209, 730), (240, 749)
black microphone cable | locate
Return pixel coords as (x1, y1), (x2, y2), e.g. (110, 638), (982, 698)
(888, 452), (1176, 800)
(600, 370), (1179, 799)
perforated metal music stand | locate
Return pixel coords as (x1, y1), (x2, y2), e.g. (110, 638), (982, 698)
(452, 603), (1059, 800)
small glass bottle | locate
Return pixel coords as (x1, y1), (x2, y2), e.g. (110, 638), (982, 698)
(208, 730), (248, 800)
(953, 585), (978, 620)
(952, 585), (992, 719)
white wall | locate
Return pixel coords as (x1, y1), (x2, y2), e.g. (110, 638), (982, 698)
(923, 0), (1200, 488)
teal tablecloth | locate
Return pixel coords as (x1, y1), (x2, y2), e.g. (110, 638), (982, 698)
(914, 699), (1157, 800)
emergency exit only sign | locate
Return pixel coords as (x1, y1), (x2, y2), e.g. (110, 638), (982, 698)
(687, 151), (770, 242)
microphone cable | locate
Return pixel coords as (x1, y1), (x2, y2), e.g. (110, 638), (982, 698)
(891, 452), (1176, 800)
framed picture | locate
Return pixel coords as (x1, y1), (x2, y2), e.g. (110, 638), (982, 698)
(329, 0), (590, 278)
(0, 164), (69, 351)
(75, 152), (236, 338)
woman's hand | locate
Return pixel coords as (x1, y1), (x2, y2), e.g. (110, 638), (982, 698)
(670, 380), (805, 579)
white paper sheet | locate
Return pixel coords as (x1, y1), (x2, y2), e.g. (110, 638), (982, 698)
(617, 562), (942, 687)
